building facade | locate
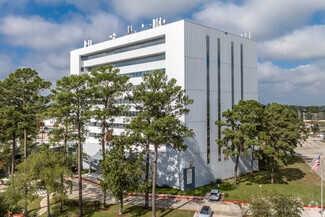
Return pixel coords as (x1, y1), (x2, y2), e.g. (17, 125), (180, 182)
(70, 19), (258, 190)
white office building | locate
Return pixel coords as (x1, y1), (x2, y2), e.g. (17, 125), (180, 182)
(70, 19), (258, 190)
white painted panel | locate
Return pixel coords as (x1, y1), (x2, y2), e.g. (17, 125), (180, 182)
(234, 65), (241, 93)
(221, 63), (231, 92)
(210, 61), (218, 92)
(244, 66), (258, 94)
(186, 90), (206, 123)
(185, 57), (206, 91)
(221, 91), (232, 114)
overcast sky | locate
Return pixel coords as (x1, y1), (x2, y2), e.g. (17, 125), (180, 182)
(0, 0), (324, 106)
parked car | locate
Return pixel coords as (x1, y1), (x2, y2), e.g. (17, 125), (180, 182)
(198, 206), (212, 217)
(209, 189), (221, 201)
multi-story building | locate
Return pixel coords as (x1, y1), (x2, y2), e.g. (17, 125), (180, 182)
(70, 19), (258, 190)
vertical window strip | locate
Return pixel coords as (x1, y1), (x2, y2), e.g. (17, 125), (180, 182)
(217, 38), (221, 162)
(240, 44), (244, 100)
(206, 35), (210, 164)
(231, 41), (234, 108)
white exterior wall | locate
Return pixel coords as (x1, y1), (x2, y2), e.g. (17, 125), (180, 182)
(70, 20), (257, 190)
(182, 21), (257, 188)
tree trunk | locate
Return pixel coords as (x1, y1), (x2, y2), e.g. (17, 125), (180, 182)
(271, 165), (274, 184)
(145, 140), (150, 208)
(250, 145), (254, 175)
(234, 154), (240, 185)
(78, 120), (83, 217)
(119, 198), (123, 215)
(47, 192), (51, 217)
(11, 132), (16, 175)
(152, 146), (158, 217)
(59, 201), (63, 213)
(100, 119), (106, 209)
(24, 128), (27, 158)
(59, 176), (63, 213)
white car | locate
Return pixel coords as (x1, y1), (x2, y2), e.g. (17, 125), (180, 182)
(1, 178), (9, 185)
(209, 189), (221, 201)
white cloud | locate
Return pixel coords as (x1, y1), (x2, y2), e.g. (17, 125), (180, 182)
(258, 60), (325, 105)
(0, 12), (124, 84)
(21, 51), (70, 82)
(112, 0), (211, 21)
(0, 13), (123, 51)
(0, 54), (16, 80)
(259, 25), (325, 61)
(193, 0), (325, 40)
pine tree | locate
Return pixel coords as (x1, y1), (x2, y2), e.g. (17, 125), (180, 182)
(5, 68), (51, 159)
(129, 70), (194, 217)
(51, 74), (92, 217)
(261, 103), (305, 184)
(100, 133), (144, 215)
(88, 65), (132, 209)
(216, 100), (263, 185)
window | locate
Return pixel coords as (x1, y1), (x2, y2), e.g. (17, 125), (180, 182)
(240, 44), (244, 100)
(217, 38), (221, 161)
(231, 41), (234, 108)
(121, 68), (165, 78)
(81, 37), (165, 61)
(88, 54), (165, 71)
(206, 35), (210, 164)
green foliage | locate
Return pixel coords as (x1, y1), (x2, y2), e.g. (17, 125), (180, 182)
(216, 100), (263, 185)
(88, 65), (132, 208)
(4, 148), (72, 216)
(246, 191), (303, 217)
(51, 73), (92, 143)
(128, 70), (194, 214)
(0, 68), (51, 175)
(100, 133), (144, 214)
(261, 103), (306, 183)
(51, 73), (92, 216)
(0, 192), (11, 216)
(89, 65), (132, 126)
(129, 70), (194, 150)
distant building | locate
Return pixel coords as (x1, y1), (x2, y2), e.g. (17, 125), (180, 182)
(70, 19), (258, 190)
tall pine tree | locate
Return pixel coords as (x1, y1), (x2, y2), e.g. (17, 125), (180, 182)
(129, 70), (194, 217)
(51, 74), (92, 217)
(88, 65), (132, 208)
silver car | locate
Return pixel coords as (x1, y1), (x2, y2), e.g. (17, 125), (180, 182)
(209, 189), (221, 201)
(198, 206), (212, 217)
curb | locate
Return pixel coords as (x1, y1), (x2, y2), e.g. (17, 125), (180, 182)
(127, 193), (204, 200)
(222, 200), (249, 204)
(5, 214), (23, 217)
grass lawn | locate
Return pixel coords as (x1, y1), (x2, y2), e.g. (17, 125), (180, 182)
(156, 156), (323, 205)
(40, 200), (195, 217)
(27, 196), (44, 217)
